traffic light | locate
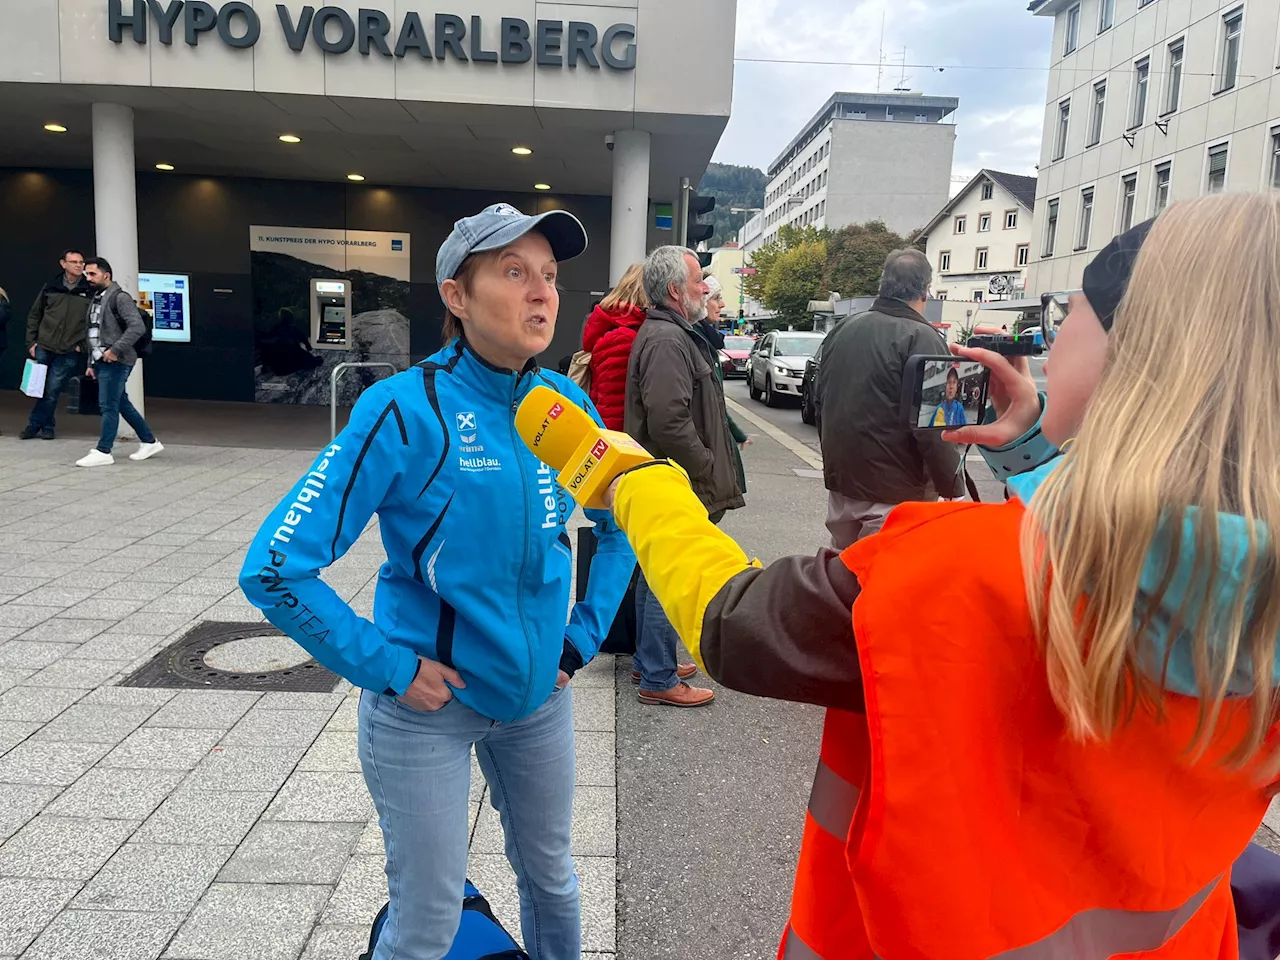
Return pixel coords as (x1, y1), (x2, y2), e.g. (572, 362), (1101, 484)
(687, 194), (716, 248)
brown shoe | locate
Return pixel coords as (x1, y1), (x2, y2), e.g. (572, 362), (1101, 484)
(631, 663), (698, 685)
(637, 682), (715, 707)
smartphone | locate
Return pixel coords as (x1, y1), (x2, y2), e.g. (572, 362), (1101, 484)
(901, 355), (989, 430)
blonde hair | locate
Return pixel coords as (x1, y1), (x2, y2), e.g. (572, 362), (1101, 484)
(1023, 193), (1280, 770)
(599, 263), (649, 312)
(0, 286), (7, 303)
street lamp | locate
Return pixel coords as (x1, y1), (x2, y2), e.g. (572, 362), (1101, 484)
(728, 208), (764, 325)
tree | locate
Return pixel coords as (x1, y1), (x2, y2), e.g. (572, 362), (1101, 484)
(763, 241), (827, 331)
(822, 221), (919, 300)
(744, 224), (829, 302)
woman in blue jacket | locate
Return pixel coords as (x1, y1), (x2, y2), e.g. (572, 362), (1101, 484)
(240, 204), (633, 960)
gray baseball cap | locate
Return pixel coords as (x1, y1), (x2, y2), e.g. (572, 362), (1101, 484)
(436, 203), (588, 289)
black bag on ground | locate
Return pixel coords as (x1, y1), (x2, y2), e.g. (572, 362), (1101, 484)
(67, 375), (99, 415)
(576, 526), (637, 656)
(359, 880), (529, 960)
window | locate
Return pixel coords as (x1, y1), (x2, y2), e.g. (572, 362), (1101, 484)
(1098, 0), (1114, 32)
(914, 113), (928, 123)
(1054, 99), (1071, 160)
(1044, 199), (1060, 255)
(1153, 161), (1172, 214)
(954, 216), (967, 234)
(979, 214), (992, 232)
(937, 291), (948, 300)
(982, 181), (994, 200)
(1064, 4), (1080, 55)
(1165, 39), (1184, 114)
(976, 248), (989, 270)
(819, 200), (825, 217)
(1088, 80), (1106, 146)
(1120, 174), (1138, 230)
(1207, 143), (1229, 193)
(1016, 244), (1030, 267)
(973, 290), (985, 303)
(1005, 209), (1019, 229)
(1219, 8), (1242, 92)
(1271, 129), (1280, 189)
(940, 251), (952, 272)
(1077, 188), (1095, 249)
(1130, 58), (1150, 128)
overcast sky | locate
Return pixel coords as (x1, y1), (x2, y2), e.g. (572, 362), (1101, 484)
(714, 0), (1055, 186)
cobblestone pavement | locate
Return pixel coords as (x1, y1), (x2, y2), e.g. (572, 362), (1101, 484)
(0, 437), (616, 960)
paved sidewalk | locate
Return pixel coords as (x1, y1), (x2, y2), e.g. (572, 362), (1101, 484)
(0, 436), (617, 960)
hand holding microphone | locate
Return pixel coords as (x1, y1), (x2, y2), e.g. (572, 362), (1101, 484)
(514, 385), (655, 510)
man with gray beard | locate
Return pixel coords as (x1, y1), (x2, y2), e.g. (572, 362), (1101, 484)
(622, 245), (742, 707)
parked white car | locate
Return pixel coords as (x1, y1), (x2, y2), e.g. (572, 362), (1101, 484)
(747, 331), (826, 407)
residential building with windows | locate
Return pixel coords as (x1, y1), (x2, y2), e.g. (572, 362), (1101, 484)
(915, 170), (1038, 304)
(756, 90), (958, 244)
(1026, 0), (1280, 295)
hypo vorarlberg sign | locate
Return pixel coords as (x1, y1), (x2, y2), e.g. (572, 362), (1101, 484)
(107, 0), (637, 69)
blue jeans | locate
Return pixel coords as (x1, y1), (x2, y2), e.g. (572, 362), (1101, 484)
(94, 360), (155, 453)
(634, 573), (680, 692)
(26, 347), (82, 433)
(358, 685), (579, 960)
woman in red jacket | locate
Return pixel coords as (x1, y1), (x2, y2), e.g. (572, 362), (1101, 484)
(581, 263), (648, 431)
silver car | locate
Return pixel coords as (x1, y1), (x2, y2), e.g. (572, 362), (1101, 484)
(747, 331), (826, 407)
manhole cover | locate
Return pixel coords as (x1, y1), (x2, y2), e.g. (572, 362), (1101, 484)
(118, 621), (342, 693)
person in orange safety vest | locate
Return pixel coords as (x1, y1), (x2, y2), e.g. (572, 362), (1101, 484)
(602, 194), (1280, 959)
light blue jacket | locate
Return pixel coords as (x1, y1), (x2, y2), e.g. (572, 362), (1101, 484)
(239, 340), (635, 722)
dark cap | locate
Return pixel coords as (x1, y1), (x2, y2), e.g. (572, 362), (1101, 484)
(1081, 218), (1156, 331)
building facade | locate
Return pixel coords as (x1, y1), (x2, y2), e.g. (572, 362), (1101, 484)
(757, 91), (958, 245)
(0, 0), (737, 405)
(916, 170), (1038, 304)
(1027, 0), (1280, 295)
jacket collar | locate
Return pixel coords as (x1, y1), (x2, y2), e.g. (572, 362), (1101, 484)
(647, 304), (695, 333)
(871, 297), (933, 329)
(48, 273), (92, 294)
(91, 281), (119, 303)
(431, 337), (539, 403)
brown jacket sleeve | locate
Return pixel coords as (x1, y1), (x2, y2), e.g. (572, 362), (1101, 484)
(633, 336), (715, 481)
(700, 550), (865, 710)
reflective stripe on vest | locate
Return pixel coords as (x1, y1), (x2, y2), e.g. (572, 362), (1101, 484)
(991, 874), (1220, 959)
(807, 759), (860, 841)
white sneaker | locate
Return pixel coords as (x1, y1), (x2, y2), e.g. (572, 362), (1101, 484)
(129, 441), (164, 462)
(76, 449), (115, 468)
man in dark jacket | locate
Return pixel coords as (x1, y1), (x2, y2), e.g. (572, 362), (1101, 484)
(21, 248), (93, 440)
(623, 245), (743, 707)
(75, 257), (163, 468)
(815, 247), (963, 549)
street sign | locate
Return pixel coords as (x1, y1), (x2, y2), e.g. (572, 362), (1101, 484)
(655, 203), (673, 230)
(737, 267), (758, 276)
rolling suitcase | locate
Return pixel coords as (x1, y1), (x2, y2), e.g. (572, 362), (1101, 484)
(575, 526), (637, 656)
(67, 374), (99, 415)
(359, 879), (529, 960)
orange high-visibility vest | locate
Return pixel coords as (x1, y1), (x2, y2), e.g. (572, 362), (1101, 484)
(779, 499), (1273, 960)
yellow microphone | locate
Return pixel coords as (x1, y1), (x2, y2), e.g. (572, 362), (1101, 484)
(515, 385), (653, 509)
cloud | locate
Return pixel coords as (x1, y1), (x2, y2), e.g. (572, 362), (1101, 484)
(715, 0), (1054, 183)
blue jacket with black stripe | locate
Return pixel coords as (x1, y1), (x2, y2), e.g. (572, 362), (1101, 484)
(239, 339), (635, 722)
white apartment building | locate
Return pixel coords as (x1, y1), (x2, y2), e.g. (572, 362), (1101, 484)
(916, 170), (1039, 303)
(757, 91), (959, 245)
(1027, 0), (1280, 294)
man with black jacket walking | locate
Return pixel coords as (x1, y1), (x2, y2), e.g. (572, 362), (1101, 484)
(623, 245), (741, 707)
(21, 249), (93, 440)
(815, 248), (963, 550)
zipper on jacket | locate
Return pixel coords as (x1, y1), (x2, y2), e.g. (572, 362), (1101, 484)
(509, 378), (537, 718)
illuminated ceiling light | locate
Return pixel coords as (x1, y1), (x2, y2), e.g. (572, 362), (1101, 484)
(512, 146), (533, 156)
(534, 183), (552, 191)
(155, 163), (175, 171)
(44, 123), (67, 133)
(279, 134), (301, 143)
(346, 173), (365, 182)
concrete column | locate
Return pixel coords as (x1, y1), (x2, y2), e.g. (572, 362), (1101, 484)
(92, 102), (145, 422)
(609, 129), (651, 286)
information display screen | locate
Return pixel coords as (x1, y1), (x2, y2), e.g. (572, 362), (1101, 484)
(138, 273), (192, 343)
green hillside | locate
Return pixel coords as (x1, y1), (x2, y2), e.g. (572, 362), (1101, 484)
(697, 162), (766, 247)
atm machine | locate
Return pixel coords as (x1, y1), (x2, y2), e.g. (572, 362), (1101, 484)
(310, 279), (350, 350)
